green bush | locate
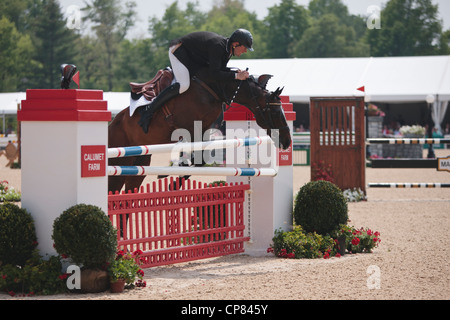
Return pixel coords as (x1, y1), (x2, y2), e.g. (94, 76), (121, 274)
(0, 203), (38, 266)
(293, 180), (348, 235)
(0, 251), (67, 296)
(269, 226), (335, 259)
(52, 204), (117, 269)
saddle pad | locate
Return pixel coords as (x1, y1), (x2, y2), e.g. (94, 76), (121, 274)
(129, 68), (174, 116)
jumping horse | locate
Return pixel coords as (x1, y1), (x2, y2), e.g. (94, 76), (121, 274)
(108, 68), (292, 194)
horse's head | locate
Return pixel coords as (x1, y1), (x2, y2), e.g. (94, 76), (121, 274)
(233, 74), (292, 150)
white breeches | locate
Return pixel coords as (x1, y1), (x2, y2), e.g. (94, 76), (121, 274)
(169, 45), (190, 94)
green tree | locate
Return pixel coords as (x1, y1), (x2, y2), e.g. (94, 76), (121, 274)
(196, 0), (265, 58)
(366, 0), (444, 56)
(440, 29), (450, 54)
(0, 0), (29, 31)
(72, 36), (108, 90)
(112, 38), (158, 91)
(308, 0), (349, 21)
(0, 17), (34, 92)
(83, 0), (136, 90)
(309, 0), (367, 39)
(149, 1), (205, 47)
(263, 0), (310, 58)
(26, 0), (79, 89)
(292, 13), (369, 57)
(148, 1), (206, 71)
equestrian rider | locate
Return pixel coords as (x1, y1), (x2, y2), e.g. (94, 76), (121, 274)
(144, 29), (254, 115)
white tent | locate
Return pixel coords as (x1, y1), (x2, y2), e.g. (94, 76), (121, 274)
(0, 92), (27, 115)
(1, 55), (449, 130)
(230, 55), (450, 131)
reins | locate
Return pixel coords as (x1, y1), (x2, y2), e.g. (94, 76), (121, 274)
(193, 73), (288, 132)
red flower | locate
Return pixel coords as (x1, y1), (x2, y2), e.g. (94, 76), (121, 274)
(137, 269), (144, 277)
(323, 252), (330, 259)
(116, 250), (126, 258)
(287, 252), (295, 259)
(267, 247), (274, 253)
(351, 238), (360, 246)
(279, 249), (289, 258)
(135, 280), (146, 287)
(335, 253), (341, 258)
(8, 291), (15, 297)
(59, 273), (68, 280)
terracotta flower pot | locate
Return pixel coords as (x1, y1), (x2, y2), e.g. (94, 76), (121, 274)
(80, 269), (109, 293)
(110, 279), (126, 293)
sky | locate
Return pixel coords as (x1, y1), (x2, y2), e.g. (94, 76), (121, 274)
(59, 0), (450, 39)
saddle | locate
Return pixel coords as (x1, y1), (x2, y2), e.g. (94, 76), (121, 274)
(129, 68), (174, 116)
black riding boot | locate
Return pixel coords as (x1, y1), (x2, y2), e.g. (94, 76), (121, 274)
(138, 82), (180, 133)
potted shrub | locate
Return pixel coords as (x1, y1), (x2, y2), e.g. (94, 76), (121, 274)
(52, 204), (117, 293)
(293, 180), (348, 236)
(108, 250), (145, 293)
(335, 225), (381, 254)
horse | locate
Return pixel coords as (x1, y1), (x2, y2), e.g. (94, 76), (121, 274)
(108, 70), (292, 194)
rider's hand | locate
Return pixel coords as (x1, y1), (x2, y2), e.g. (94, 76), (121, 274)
(235, 70), (249, 80)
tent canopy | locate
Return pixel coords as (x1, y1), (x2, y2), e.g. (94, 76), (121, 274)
(1, 55), (449, 114)
(230, 55), (450, 104)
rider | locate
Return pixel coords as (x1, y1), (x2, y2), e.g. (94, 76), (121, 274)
(139, 29), (254, 125)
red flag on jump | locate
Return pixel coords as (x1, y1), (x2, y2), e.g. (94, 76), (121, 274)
(357, 86), (365, 92)
(73, 71), (80, 89)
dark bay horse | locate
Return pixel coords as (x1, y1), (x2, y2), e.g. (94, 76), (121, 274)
(108, 71), (292, 194)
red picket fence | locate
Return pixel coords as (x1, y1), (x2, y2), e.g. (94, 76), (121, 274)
(108, 177), (250, 268)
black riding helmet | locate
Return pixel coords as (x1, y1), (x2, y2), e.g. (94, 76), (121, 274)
(229, 29), (254, 51)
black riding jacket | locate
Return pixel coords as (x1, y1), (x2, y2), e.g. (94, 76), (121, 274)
(170, 31), (236, 82)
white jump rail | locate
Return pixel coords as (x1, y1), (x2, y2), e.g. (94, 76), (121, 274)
(108, 136), (272, 158)
(108, 166), (278, 177)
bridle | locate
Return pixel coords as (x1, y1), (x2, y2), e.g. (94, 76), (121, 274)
(235, 80), (290, 135)
(193, 76), (289, 134)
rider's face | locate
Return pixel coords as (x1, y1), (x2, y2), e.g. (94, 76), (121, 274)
(232, 43), (248, 57)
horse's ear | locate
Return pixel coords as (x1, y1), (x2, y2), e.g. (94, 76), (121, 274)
(277, 87), (284, 96)
(272, 87), (284, 98)
(258, 74), (273, 89)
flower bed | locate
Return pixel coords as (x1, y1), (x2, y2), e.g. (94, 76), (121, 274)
(268, 224), (381, 259)
(0, 180), (21, 202)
